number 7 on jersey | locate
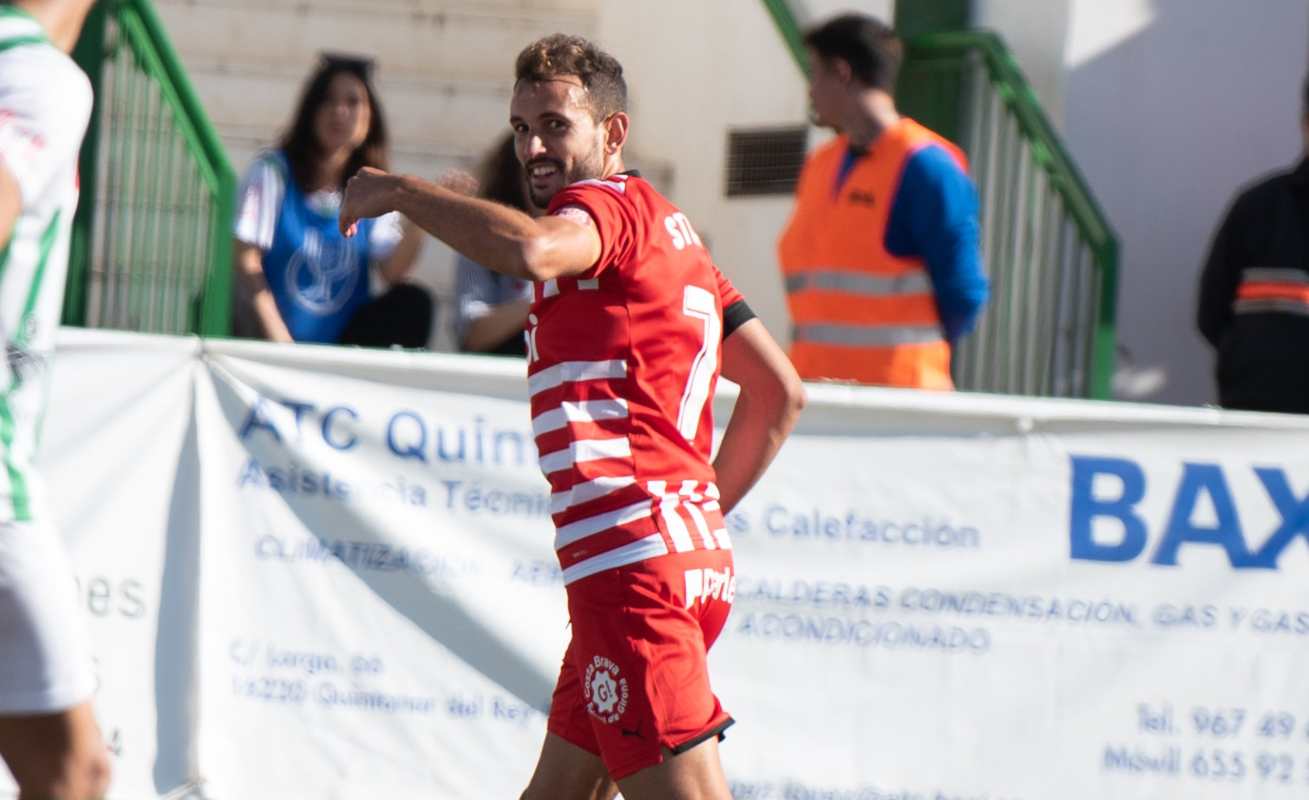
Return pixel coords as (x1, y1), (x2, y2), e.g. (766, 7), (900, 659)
(677, 285), (721, 441)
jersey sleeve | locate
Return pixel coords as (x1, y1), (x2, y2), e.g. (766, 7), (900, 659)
(0, 50), (92, 207)
(1197, 188), (1251, 347)
(712, 262), (744, 308)
(233, 153), (286, 250)
(885, 143), (988, 342)
(546, 179), (637, 278)
(711, 262), (756, 339)
(367, 211), (405, 263)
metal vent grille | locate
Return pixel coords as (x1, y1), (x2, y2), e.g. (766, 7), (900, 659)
(724, 126), (808, 197)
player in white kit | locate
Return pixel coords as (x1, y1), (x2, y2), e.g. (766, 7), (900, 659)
(0, 1), (112, 797)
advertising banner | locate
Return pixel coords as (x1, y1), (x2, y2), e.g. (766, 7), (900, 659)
(2, 329), (1306, 799)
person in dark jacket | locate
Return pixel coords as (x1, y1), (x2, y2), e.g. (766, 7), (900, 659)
(1197, 74), (1309, 413)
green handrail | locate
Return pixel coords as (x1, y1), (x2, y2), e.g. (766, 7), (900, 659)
(68, 0), (235, 337)
(760, 0), (808, 77)
(914, 32), (1114, 263)
(759, 2), (1119, 399)
(903, 31), (1119, 399)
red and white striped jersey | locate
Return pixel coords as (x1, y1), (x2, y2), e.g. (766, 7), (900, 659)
(529, 173), (744, 585)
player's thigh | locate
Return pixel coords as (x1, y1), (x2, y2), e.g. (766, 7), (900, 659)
(0, 701), (110, 790)
(615, 735), (731, 800)
(520, 731), (619, 800)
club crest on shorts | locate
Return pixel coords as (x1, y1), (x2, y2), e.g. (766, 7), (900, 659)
(583, 654), (630, 723)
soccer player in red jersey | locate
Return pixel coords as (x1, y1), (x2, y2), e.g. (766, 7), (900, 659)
(341, 34), (805, 799)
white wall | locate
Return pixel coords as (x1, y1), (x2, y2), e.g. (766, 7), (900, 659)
(976, 0), (1309, 405)
(593, 0), (892, 346)
(798, 0), (894, 28)
(973, 0), (1073, 126)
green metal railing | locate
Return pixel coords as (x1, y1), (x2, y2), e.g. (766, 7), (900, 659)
(762, 4), (1119, 399)
(67, 0), (235, 337)
(900, 32), (1119, 399)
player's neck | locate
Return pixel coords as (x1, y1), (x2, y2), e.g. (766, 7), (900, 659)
(600, 154), (627, 181)
(843, 91), (901, 151)
(17, 0), (93, 53)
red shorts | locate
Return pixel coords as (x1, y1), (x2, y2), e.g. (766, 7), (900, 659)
(546, 548), (736, 780)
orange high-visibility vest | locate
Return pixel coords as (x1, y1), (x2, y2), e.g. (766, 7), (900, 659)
(778, 118), (964, 389)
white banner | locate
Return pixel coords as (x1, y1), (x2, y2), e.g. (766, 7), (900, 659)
(4, 328), (1309, 799)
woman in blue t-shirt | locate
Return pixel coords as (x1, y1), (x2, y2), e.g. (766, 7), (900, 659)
(233, 54), (432, 347)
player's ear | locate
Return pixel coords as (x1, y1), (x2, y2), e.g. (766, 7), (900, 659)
(603, 112), (630, 155)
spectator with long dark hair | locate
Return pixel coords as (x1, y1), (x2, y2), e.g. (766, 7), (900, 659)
(233, 53), (432, 347)
(452, 132), (534, 355)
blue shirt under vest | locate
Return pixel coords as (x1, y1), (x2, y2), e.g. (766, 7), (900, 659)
(836, 143), (987, 343)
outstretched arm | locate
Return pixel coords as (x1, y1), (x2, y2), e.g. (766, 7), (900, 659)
(713, 319), (806, 514)
(341, 168), (599, 282)
(1197, 197), (1244, 348)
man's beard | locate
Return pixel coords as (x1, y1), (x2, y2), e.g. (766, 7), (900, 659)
(526, 149), (604, 208)
(528, 184), (555, 209)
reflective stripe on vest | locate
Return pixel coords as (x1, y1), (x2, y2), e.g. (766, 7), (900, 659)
(1235, 267), (1309, 316)
(784, 270), (934, 297)
(792, 323), (944, 347)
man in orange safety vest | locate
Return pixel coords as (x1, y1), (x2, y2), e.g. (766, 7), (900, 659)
(779, 13), (988, 389)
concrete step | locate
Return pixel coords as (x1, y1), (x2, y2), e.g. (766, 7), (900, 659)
(222, 132), (469, 181)
(185, 63), (513, 161)
(153, 0), (605, 175)
(154, 0), (597, 84)
(160, 0), (598, 15)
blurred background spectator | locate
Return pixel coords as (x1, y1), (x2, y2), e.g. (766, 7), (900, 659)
(777, 13), (987, 390)
(1195, 73), (1309, 414)
(231, 53), (432, 348)
(452, 133), (534, 356)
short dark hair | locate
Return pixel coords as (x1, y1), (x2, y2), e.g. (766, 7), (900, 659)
(279, 55), (389, 192)
(803, 13), (902, 93)
(514, 34), (627, 120)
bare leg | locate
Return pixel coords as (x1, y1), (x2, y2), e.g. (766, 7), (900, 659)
(0, 702), (111, 800)
(616, 736), (731, 800)
(520, 731), (619, 800)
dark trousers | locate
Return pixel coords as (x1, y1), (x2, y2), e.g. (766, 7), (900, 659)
(339, 283), (435, 349)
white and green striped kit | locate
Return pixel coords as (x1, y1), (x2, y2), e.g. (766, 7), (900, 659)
(0, 6), (93, 522)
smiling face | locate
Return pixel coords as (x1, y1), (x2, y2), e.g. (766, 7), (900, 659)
(313, 71), (372, 157)
(509, 77), (610, 209)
